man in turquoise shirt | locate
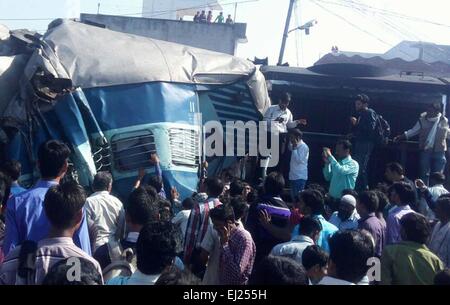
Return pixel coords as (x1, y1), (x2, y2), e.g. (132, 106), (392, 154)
(323, 140), (359, 201)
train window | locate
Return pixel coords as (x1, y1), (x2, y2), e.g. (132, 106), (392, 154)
(111, 131), (156, 171)
(169, 128), (200, 167)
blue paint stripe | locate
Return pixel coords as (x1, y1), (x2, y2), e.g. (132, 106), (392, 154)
(209, 89), (251, 99)
(213, 104), (259, 118)
(216, 112), (260, 122)
(208, 94), (254, 106)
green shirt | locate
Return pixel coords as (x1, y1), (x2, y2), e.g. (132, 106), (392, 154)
(381, 241), (445, 285)
(322, 155), (359, 199)
(215, 15), (224, 23)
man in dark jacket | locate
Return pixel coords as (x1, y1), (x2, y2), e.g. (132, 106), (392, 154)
(349, 94), (378, 192)
(246, 172), (291, 264)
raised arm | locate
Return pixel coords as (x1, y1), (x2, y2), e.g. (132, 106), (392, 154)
(328, 155), (359, 176)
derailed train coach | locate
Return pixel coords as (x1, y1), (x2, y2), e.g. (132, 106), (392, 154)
(0, 20), (270, 201)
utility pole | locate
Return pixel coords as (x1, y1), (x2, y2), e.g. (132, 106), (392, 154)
(277, 0), (296, 66)
(234, 3), (238, 22)
(97, 2), (101, 15)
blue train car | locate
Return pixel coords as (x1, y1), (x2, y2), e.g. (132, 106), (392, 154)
(0, 20), (270, 201)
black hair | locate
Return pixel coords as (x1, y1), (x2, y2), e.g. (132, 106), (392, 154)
(42, 257), (103, 285)
(38, 140), (71, 178)
(306, 183), (327, 197)
(157, 198), (173, 221)
(288, 128), (303, 139)
(386, 162), (404, 176)
(44, 181), (87, 230)
(205, 177), (224, 198)
(388, 182), (416, 204)
(299, 189), (324, 215)
(126, 186), (159, 225)
(281, 190), (293, 205)
(209, 204), (235, 223)
(299, 216), (322, 237)
(302, 245), (328, 270)
(0, 171), (11, 207)
(356, 94), (370, 105)
(328, 230), (374, 283)
(430, 172), (446, 185)
(1, 160), (21, 181)
(336, 139), (352, 152)
(246, 188), (258, 204)
(374, 182), (390, 195)
(221, 169), (234, 183)
(155, 266), (201, 285)
(342, 189), (359, 200)
(182, 197), (195, 210)
(434, 269), (450, 285)
(436, 196), (450, 217)
(400, 213), (430, 244)
(280, 92), (292, 103)
(229, 196), (249, 220)
(92, 171), (112, 192)
(430, 101), (443, 112)
(358, 191), (379, 213)
(136, 221), (181, 275)
(148, 175), (163, 193)
(373, 190), (389, 213)
(229, 179), (245, 197)
(249, 255), (308, 285)
(264, 172), (285, 197)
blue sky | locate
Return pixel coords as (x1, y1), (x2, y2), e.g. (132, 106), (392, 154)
(1, 0), (450, 67)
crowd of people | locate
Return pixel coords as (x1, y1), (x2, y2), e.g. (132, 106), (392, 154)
(0, 91), (449, 285)
(193, 11), (234, 24)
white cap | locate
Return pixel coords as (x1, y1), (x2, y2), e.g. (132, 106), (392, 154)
(341, 194), (357, 207)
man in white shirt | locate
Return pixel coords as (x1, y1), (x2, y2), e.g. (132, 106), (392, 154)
(262, 92), (306, 176)
(288, 129), (309, 201)
(416, 173), (449, 219)
(329, 194), (360, 230)
(171, 197), (194, 247)
(85, 172), (125, 253)
(393, 102), (450, 185)
(270, 216), (320, 265)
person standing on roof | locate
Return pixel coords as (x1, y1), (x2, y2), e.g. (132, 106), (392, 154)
(207, 11), (213, 23)
(262, 92), (307, 176)
(215, 12), (225, 23)
(394, 101), (450, 185)
(199, 11), (207, 23)
(348, 94), (378, 192)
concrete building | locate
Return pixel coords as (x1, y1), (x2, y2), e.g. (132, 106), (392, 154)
(142, 0), (222, 20)
(80, 13), (247, 55)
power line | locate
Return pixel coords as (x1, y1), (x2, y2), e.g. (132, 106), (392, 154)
(313, 0), (450, 29)
(312, 0), (447, 63)
(309, 0), (393, 48)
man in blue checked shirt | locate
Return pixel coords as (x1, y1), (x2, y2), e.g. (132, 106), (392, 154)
(2, 140), (92, 256)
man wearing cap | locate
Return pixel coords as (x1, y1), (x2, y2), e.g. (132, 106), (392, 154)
(394, 101), (450, 185)
(328, 195), (360, 231)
